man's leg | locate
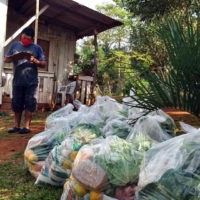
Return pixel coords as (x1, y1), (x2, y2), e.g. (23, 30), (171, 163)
(24, 110), (33, 129)
(8, 86), (24, 133)
(14, 111), (23, 128)
(19, 84), (37, 134)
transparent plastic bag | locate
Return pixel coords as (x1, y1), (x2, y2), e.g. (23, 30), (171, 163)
(72, 136), (143, 193)
(24, 123), (73, 179)
(148, 109), (176, 137)
(61, 177), (84, 200)
(35, 123), (103, 186)
(102, 119), (133, 139)
(45, 103), (74, 130)
(180, 121), (200, 134)
(126, 114), (175, 153)
(90, 96), (125, 121)
(136, 130), (200, 200)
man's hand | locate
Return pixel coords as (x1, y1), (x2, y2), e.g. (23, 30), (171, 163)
(28, 55), (46, 68)
(4, 56), (13, 63)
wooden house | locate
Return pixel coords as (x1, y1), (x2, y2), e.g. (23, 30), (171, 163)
(0, 0), (122, 111)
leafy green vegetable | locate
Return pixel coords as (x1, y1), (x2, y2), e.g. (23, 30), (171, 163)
(159, 118), (176, 137)
(94, 136), (143, 186)
(133, 134), (154, 153)
(70, 123), (104, 150)
(127, 114), (174, 153)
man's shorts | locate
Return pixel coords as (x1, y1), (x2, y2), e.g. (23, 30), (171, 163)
(12, 84), (38, 112)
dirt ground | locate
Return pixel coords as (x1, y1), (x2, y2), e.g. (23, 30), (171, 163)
(0, 109), (200, 163)
(0, 111), (47, 163)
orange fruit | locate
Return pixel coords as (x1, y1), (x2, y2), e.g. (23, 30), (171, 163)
(89, 191), (103, 200)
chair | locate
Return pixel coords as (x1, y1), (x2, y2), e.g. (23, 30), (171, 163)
(75, 75), (94, 106)
(55, 81), (76, 106)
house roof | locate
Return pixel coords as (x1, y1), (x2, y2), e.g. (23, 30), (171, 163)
(8, 0), (123, 39)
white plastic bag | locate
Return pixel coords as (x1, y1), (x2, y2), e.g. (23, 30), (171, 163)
(35, 123), (103, 186)
(72, 136), (142, 199)
(126, 114), (175, 153)
(136, 129), (200, 199)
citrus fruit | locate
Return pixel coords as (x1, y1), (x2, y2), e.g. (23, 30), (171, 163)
(28, 153), (39, 163)
(24, 149), (34, 160)
(74, 182), (88, 197)
(62, 159), (72, 169)
(70, 151), (78, 161)
(89, 191), (103, 200)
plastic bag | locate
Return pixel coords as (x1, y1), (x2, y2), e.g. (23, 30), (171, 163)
(61, 177), (84, 200)
(90, 96), (125, 121)
(126, 114), (175, 153)
(136, 129), (200, 200)
(102, 119), (133, 139)
(72, 136), (143, 197)
(61, 176), (108, 200)
(148, 109), (176, 137)
(180, 121), (200, 134)
(35, 123), (103, 186)
(24, 122), (73, 179)
(45, 103), (74, 130)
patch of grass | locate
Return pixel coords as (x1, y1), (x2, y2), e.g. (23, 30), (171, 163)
(0, 111), (9, 116)
(0, 153), (63, 199)
(0, 110), (64, 199)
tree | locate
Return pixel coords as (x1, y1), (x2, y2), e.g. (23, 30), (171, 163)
(113, 0), (199, 21)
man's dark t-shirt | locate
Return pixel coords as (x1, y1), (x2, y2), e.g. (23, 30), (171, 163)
(6, 42), (46, 86)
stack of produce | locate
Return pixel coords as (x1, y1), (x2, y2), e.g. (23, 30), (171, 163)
(60, 136), (143, 200)
(35, 123), (104, 186)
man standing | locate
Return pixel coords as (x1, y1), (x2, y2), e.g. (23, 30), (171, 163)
(4, 27), (46, 134)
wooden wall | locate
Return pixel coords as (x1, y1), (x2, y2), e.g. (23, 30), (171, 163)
(4, 8), (76, 87)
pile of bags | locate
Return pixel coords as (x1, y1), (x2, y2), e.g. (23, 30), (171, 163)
(24, 95), (198, 200)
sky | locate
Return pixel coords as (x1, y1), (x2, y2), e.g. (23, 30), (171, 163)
(73, 0), (114, 10)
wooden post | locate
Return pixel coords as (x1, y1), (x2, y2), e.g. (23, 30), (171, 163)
(0, 0), (8, 104)
(91, 29), (98, 105)
(34, 0), (39, 44)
